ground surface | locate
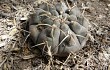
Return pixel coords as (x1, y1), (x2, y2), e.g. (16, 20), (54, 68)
(0, 0), (110, 70)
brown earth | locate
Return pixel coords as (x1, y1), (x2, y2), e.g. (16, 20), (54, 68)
(0, 0), (110, 70)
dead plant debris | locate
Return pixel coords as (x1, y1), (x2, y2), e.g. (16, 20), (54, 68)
(0, 0), (110, 70)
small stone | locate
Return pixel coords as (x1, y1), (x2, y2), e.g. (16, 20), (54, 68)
(105, 8), (109, 11)
(1, 35), (9, 40)
(20, 17), (28, 21)
(0, 42), (6, 47)
(107, 4), (110, 7)
(107, 47), (110, 54)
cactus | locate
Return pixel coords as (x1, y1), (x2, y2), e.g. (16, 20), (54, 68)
(28, 0), (91, 57)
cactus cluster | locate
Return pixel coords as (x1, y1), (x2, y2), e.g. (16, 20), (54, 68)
(28, 0), (91, 57)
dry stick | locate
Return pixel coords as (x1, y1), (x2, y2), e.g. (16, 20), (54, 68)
(12, 41), (17, 50)
(70, 51), (80, 58)
(0, 57), (7, 67)
(81, 3), (91, 16)
(69, 2), (76, 11)
(46, 41), (52, 56)
(31, 42), (46, 48)
(57, 34), (70, 47)
(42, 44), (47, 55)
(76, 34), (86, 38)
(42, 41), (47, 51)
(22, 33), (30, 47)
(36, 24), (53, 28)
(46, 42), (54, 68)
(66, 0), (71, 9)
(81, 3), (86, 16)
(18, 29), (31, 48)
(44, 41), (53, 68)
(51, 27), (54, 53)
(63, 53), (71, 64)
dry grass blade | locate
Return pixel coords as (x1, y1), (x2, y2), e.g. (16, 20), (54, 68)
(0, 0), (110, 70)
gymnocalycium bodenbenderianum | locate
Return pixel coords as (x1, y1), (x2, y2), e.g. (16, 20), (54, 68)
(28, 0), (91, 57)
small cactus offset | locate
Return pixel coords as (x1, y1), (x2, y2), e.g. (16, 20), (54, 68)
(28, 0), (91, 57)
